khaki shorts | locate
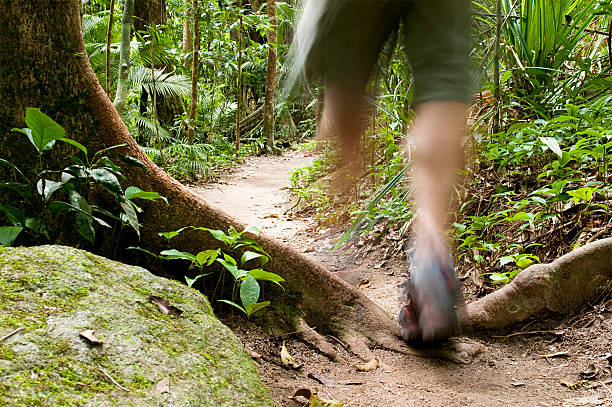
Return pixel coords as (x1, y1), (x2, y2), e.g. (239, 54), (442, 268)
(304, 0), (472, 105)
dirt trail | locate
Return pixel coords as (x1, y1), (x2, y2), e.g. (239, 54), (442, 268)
(192, 151), (612, 407)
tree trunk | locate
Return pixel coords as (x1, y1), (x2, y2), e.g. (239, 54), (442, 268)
(105, 0), (116, 96)
(235, 0), (244, 152)
(182, 0), (193, 69)
(113, 0), (135, 116)
(133, 0), (166, 33)
(0, 0), (414, 363)
(187, 0), (200, 145)
(263, 0), (277, 149)
(134, 0), (182, 128)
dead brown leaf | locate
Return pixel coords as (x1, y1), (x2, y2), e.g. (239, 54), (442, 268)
(579, 364), (599, 380)
(280, 341), (301, 369)
(354, 357), (378, 372)
(79, 329), (103, 345)
(149, 295), (183, 317)
(290, 388), (344, 406)
(357, 279), (371, 289)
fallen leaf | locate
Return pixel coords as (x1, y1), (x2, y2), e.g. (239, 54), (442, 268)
(357, 279), (371, 289)
(291, 388), (312, 400)
(580, 364), (599, 380)
(245, 347), (261, 359)
(310, 394), (345, 407)
(291, 388), (344, 407)
(354, 357), (378, 372)
(149, 296), (183, 317)
(560, 379), (589, 390)
(280, 341), (301, 369)
(155, 378), (170, 394)
(307, 372), (335, 387)
(79, 329), (103, 345)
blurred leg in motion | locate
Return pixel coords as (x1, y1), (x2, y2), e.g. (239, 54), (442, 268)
(400, 101), (468, 343)
(291, 0), (472, 344)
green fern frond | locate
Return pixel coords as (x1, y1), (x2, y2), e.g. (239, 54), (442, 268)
(128, 66), (190, 98)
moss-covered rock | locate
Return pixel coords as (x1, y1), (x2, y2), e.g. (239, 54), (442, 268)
(0, 245), (275, 407)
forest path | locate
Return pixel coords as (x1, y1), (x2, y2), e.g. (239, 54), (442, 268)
(191, 150), (611, 407)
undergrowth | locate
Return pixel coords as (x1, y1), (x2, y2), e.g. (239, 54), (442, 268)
(289, 97), (612, 289)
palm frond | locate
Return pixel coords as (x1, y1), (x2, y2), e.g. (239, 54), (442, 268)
(132, 113), (173, 142)
(128, 65), (190, 98)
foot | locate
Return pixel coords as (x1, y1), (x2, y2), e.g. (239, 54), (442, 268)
(398, 247), (461, 344)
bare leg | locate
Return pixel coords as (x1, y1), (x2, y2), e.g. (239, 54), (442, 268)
(400, 101), (468, 343)
(324, 81), (366, 165)
(412, 101), (467, 254)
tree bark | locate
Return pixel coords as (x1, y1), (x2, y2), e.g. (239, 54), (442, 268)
(0, 0), (414, 363)
(235, 0), (244, 152)
(113, 0), (135, 116)
(187, 0), (200, 145)
(263, 0), (277, 149)
(182, 0), (193, 69)
(105, 0), (116, 96)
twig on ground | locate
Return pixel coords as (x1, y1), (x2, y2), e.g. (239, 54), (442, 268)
(1, 326), (25, 342)
(586, 223), (612, 244)
(325, 335), (350, 352)
(492, 330), (562, 340)
(271, 326), (316, 339)
(97, 364), (130, 392)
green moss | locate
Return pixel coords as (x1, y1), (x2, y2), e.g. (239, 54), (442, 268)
(0, 246), (274, 406)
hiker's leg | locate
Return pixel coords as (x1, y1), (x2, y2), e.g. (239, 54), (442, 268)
(398, 0), (472, 343)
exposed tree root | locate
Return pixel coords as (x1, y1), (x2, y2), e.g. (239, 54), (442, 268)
(465, 238), (612, 329)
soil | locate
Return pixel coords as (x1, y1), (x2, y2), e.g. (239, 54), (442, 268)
(191, 150), (612, 407)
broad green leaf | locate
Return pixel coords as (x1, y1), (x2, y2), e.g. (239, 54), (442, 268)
(59, 137), (87, 155)
(222, 252), (237, 266)
(69, 189), (95, 245)
(217, 299), (247, 314)
(185, 273), (211, 288)
(515, 258), (534, 269)
(17, 108), (66, 153)
(125, 186), (166, 203)
(240, 275), (260, 308)
(245, 301), (270, 317)
(195, 249), (219, 267)
(247, 269), (285, 285)
(242, 225), (261, 236)
(0, 204), (25, 226)
(119, 155), (147, 170)
(539, 136), (563, 158)
(119, 198), (140, 237)
(36, 179), (64, 201)
(498, 256), (514, 267)
(0, 226), (23, 246)
(216, 258), (242, 279)
(508, 212), (534, 222)
(90, 168), (122, 194)
(488, 273), (510, 284)
(205, 228), (232, 246)
(160, 249), (196, 262)
(158, 227), (189, 241)
(92, 216), (112, 228)
(240, 251), (268, 266)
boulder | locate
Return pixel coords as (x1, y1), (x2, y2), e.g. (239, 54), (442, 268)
(0, 245), (275, 406)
